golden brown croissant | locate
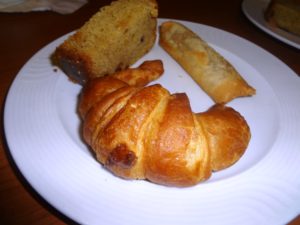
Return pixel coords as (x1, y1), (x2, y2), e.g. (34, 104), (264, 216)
(78, 61), (251, 187)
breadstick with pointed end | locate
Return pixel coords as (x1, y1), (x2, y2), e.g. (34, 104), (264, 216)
(159, 21), (256, 103)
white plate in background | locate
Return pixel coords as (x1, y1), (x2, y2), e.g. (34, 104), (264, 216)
(242, 0), (300, 49)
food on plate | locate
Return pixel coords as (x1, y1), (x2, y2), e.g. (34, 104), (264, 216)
(53, 0), (158, 84)
(159, 21), (256, 104)
(78, 60), (164, 118)
(111, 60), (164, 87)
(265, 0), (300, 36)
(78, 62), (251, 187)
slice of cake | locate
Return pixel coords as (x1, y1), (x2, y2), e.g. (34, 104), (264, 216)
(54, 0), (158, 84)
(265, 0), (300, 36)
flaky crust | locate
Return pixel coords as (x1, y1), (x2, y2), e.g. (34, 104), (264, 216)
(197, 104), (251, 171)
(144, 93), (212, 186)
(78, 61), (251, 187)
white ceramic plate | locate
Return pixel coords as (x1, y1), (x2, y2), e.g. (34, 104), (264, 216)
(242, 0), (300, 49)
(4, 19), (300, 225)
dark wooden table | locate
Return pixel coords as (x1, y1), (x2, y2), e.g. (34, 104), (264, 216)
(1, 0), (299, 224)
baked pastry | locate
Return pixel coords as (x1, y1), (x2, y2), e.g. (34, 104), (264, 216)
(54, 0), (158, 84)
(265, 0), (300, 36)
(78, 60), (164, 118)
(111, 60), (164, 87)
(78, 62), (251, 187)
(159, 21), (256, 104)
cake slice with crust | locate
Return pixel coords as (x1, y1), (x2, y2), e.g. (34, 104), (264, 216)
(54, 0), (158, 84)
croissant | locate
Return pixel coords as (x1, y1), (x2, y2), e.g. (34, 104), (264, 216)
(78, 60), (251, 187)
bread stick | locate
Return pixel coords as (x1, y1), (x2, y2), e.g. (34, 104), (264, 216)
(159, 21), (255, 103)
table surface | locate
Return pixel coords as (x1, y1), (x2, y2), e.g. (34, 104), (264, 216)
(1, 0), (299, 224)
